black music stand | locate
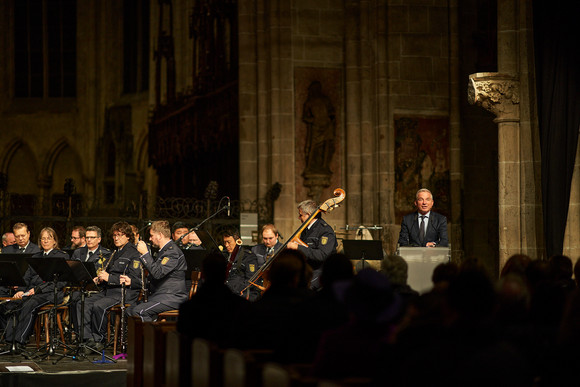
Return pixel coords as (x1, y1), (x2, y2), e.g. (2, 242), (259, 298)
(0, 254), (34, 276)
(0, 261), (27, 356)
(64, 260), (111, 362)
(26, 257), (77, 364)
(183, 249), (208, 273)
(192, 230), (222, 254)
(342, 240), (384, 270)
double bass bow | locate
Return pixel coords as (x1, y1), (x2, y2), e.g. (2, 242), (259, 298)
(242, 188), (346, 293)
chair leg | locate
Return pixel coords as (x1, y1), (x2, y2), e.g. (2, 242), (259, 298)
(57, 312), (66, 351)
(44, 313), (50, 345)
(35, 316), (41, 349)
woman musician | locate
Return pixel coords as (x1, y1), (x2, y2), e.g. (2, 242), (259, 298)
(2, 227), (68, 353)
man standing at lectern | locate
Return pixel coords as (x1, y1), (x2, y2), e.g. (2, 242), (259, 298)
(398, 188), (448, 248)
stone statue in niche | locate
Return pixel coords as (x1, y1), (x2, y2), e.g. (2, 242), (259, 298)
(301, 81), (336, 201)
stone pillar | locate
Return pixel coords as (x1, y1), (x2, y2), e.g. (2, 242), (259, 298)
(468, 73), (520, 269)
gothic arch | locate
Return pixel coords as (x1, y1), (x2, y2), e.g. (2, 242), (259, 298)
(0, 138), (37, 175)
(43, 138), (84, 194)
(0, 137), (39, 194)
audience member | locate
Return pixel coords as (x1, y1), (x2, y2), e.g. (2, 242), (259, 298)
(312, 268), (401, 380)
(178, 253), (247, 348)
(295, 253), (354, 363)
(231, 249), (314, 360)
(380, 254), (419, 309)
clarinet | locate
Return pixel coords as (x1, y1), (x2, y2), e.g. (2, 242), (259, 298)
(119, 266), (128, 354)
(141, 262), (148, 303)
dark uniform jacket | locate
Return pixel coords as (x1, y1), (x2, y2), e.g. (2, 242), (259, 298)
(297, 217), (337, 290)
(102, 243), (142, 302)
(251, 241), (283, 266)
(398, 211), (448, 247)
(72, 244), (112, 274)
(139, 240), (188, 308)
(2, 242), (41, 255)
(226, 247), (261, 301)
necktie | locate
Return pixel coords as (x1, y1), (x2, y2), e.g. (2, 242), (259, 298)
(87, 251), (94, 262)
(19, 247), (25, 253)
(267, 247), (274, 256)
(419, 215), (426, 244)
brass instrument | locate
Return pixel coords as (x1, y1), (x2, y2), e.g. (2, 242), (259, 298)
(97, 250), (116, 281)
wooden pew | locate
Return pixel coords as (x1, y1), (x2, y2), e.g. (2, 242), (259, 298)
(165, 330), (192, 387)
(143, 320), (177, 387)
(127, 316), (145, 387)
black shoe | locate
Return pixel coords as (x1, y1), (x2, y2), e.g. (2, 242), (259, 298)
(94, 341), (105, 352)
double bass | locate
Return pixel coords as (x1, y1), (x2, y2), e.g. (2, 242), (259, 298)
(242, 188), (346, 294)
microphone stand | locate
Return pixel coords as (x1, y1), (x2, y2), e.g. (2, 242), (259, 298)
(177, 199), (229, 253)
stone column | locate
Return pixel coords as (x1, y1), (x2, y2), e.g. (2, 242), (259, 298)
(468, 73), (520, 269)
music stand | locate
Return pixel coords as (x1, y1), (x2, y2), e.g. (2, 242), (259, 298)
(0, 254), (34, 276)
(0, 261), (27, 356)
(25, 257), (77, 364)
(342, 240), (384, 270)
(193, 230), (222, 254)
(65, 260), (116, 363)
(183, 249), (208, 273)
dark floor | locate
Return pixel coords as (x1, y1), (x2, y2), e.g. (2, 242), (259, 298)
(0, 341), (127, 386)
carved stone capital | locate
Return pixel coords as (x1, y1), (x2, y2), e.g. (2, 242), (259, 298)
(468, 73), (520, 121)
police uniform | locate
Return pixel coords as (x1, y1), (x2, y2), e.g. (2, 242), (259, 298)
(1, 242), (41, 255)
(127, 240), (188, 321)
(296, 217), (337, 290)
(3, 249), (68, 346)
(70, 244), (111, 334)
(226, 247), (262, 301)
(80, 243), (142, 343)
(251, 241), (283, 266)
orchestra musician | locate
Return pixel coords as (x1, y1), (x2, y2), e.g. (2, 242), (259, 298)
(223, 228), (261, 301)
(1, 223), (41, 255)
(69, 226), (111, 336)
(287, 200), (338, 290)
(1, 227), (68, 353)
(251, 224), (283, 267)
(78, 221), (141, 352)
(128, 220), (188, 321)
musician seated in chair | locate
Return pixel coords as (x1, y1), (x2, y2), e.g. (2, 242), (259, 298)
(223, 228), (262, 301)
(69, 226), (111, 336)
(129, 220), (188, 321)
(78, 221), (142, 351)
(398, 188), (448, 248)
(287, 200), (338, 291)
(251, 224), (283, 267)
(1, 227), (68, 353)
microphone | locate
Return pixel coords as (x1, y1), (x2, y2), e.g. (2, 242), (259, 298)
(227, 197), (231, 217)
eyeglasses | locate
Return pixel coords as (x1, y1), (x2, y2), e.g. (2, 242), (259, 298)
(71, 236), (81, 240)
(86, 236), (99, 240)
(41, 237), (54, 242)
